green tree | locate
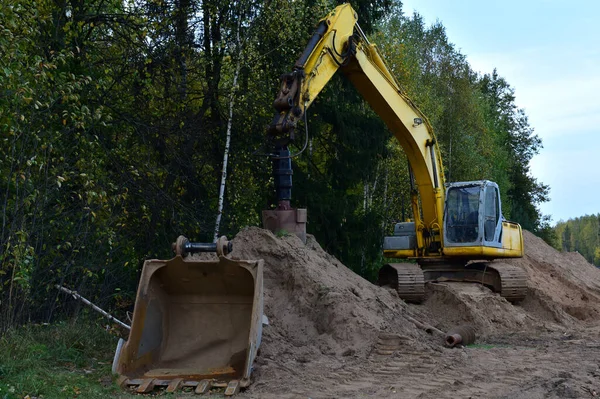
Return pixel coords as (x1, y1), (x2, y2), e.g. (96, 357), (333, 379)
(563, 224), (572, 251)
(555, 214), (600, 265)
(0, 0), (556, 330)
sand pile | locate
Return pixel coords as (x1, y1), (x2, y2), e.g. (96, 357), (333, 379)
(409, 230), (600, 337)
(509, 230), (600, 324)
(414, 282), (540, 335)
(227, 227), (600, 346)
(220, 227), (442, 396)
(228, 227), (435, 360)
(225, 227), (600, 344)
(213, 226), (600, 397)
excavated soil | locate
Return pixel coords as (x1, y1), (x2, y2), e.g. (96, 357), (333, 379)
(218, 228), (600, 398)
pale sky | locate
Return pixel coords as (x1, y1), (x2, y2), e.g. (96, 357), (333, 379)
(400, 0), (600, 223)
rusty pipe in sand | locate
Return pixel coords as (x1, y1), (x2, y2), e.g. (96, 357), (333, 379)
(445, 325), (476, 347)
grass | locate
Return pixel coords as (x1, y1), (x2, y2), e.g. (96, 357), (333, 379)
(275, 229), (291, 238)
(466, 343), (501, 349)
(0, 320), (228, 398)
(0, 320), (132, 399)
(466, 343), (514, 349)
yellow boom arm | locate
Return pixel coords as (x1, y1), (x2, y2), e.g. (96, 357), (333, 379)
(268, 4), (446, 254)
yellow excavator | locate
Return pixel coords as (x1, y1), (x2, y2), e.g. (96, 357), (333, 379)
(114, 4), (527, 395)
(262, 3), (527, 303)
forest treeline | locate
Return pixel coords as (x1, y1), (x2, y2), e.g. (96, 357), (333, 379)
(554, 215), (600, 266)
(0, 0), (550, 330)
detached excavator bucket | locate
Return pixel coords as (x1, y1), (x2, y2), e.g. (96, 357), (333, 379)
(114, 236), (263, 395)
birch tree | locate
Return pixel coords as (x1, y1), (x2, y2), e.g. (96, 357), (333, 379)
(213, 1), (262, 241)
(213, 22), (242, 241)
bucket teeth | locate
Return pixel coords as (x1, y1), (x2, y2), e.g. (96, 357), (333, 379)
(120, 378), (242, 396)
(166, 378), (184, 393)
(195, 379), (212, 394)
(116, 375), (129, 388)
(136, 378), (156, 393)
(225, 380), (240, 396)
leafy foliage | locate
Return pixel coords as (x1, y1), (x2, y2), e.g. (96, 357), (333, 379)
(0, 0), (551, 329)
(555, 215), (600, 266)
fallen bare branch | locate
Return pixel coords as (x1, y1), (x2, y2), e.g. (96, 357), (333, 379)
(55, 285), (131, 330)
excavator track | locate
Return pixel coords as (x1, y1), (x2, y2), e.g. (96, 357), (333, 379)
(378, 263), (425, 303)
(378, 262), (527, 303)
(467, 262), (528, 302)
(420, 261), (527, 303)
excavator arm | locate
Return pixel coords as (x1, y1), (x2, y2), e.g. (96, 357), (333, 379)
(267, 4), (445, 255)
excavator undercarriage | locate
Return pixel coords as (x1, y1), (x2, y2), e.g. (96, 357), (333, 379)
(379, 261), (527, 303)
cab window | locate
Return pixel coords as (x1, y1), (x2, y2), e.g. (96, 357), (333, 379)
(484, 186), (499, 242)
(446, 186), (480, 243)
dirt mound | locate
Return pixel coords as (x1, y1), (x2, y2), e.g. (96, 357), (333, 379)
(209, 227), (600, 397)
(228, 227), (434, 359)
(414, 282), (539, 335)
(225, 227), (600, 348)
(222, 227), (441, 396)
(509, 230), (600, 324)
(408, 230), (600, 337)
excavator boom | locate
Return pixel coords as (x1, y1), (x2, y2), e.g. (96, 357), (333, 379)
(266, 4), (446, 253)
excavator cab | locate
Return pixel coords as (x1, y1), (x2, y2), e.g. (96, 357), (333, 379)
(382, 180), (507, 253)
(444, 180), (502, 247)
(114, 236), (264, 395)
